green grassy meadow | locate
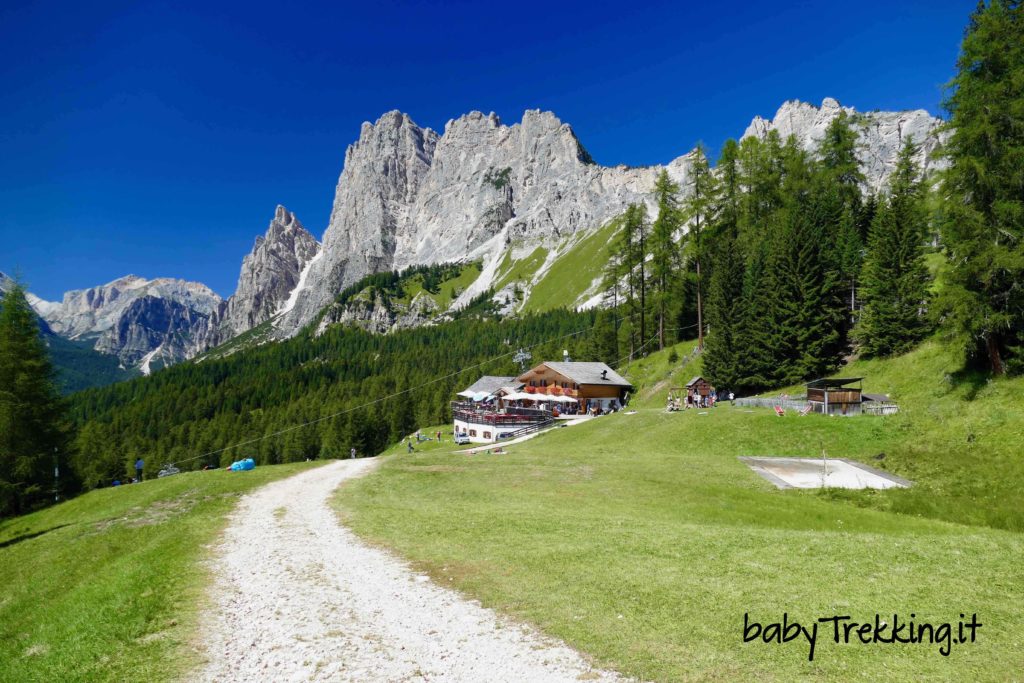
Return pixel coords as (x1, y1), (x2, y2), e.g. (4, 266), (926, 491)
(338, 339), (1024, 681)
(0, 462), (323, 683)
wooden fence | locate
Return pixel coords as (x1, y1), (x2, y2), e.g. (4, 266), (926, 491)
(733, 397), (810, 411)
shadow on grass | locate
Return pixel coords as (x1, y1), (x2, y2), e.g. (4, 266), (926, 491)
(945, 366), (990, 401)
(0, 524), (71, 550)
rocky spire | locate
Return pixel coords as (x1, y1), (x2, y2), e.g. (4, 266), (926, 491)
(212, 205), (321, 340)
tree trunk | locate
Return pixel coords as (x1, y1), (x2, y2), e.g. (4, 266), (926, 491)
(696, 258), (704, 350)
(639, 243), (646, 351)
(986, 333), (1005, 375)
(658, 279), (666, 351)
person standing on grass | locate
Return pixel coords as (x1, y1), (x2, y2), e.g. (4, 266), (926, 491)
(135, 457), (144, 482)
(407, 438), (414, 453)
(436, 430), (442, 443)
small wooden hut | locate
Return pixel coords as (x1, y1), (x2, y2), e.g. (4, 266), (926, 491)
(685, 376), (712, 399)
(805, 378), (863, 416)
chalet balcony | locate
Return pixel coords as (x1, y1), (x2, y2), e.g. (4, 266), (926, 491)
(450, 401), (552, 428)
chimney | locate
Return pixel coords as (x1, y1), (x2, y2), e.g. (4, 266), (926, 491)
(563, 349), (570, 362)
(601, 369), (608, 380)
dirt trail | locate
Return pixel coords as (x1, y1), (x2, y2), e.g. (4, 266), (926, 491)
(197, 459), (626, 682)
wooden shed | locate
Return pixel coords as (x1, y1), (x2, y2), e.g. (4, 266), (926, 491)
(806, 378), (863, 416)
(685, 376), (712, 398)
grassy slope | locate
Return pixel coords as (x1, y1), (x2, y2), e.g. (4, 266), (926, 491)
(524, 220), (621, 312)
(339, 340), (1024, 681)
(0, 462), (323, 683)
(493, 246), (549, 293)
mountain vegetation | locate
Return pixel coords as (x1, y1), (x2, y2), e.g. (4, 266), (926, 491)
(67, 309), (600, 490)
(0, 283), (75, 515)
(935, 0), (1024, 375)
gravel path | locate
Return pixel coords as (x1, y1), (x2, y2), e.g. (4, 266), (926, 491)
(196, 459), (626, 682)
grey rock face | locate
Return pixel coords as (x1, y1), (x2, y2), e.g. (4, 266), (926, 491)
(39, 275), (222, 372)
(208, 205), (320, 344)
(95, 294), (213, 371)
(742, 97), (948, 192)
(276, 110), (668, 336)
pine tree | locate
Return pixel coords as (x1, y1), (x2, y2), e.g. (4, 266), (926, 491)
(608, 204), (650, 358)
(650, 170), (682, 349)
(680, 144), (717, 348)
(817, 111), (868, 320)
(818, 110), (866, 214)
(734, 239), (781, 392)
(0, 282), (72, 515)
(938, 0), (1024, 374)
(855, 141), (933, 357)
(702, 140), (747, 391)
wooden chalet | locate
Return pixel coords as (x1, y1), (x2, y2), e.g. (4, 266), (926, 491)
(806, 377), (863, 416)
(517, 361), (632, 412)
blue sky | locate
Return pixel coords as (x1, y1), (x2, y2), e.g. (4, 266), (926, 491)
(1, 0), (972, 300)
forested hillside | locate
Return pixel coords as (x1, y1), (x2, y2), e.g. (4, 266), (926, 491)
(68, 309), (617, 487)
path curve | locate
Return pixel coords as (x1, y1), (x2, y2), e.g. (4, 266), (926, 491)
(197, 459), (626, 682)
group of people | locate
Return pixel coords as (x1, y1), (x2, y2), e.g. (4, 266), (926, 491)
(407, 430), (445, 452)
(667, 388), (734, 411)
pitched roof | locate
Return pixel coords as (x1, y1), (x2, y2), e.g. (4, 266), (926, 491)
(805, 377), (864, 389)
(463, 375), (522, 396)
(535, 361), (632, 387)
(862, 393), (892, 403)
(685, 376), (705, 387)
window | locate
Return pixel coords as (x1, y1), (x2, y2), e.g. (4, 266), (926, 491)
(469, 429), (477, 437)
(483, 431), (491, 439)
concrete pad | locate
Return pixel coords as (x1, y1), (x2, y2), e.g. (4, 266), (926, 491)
(739, 457), (911, 490)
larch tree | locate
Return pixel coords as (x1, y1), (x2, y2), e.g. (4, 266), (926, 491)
(650, 170), (682, 350)
(938, 0), (1024, 374)
(679, 144), (717, 349)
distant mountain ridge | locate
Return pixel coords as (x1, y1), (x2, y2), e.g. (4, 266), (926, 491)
(7, 97), (950, 378)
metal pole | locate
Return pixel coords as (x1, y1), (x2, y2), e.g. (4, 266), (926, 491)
(53, 447), (59, 502)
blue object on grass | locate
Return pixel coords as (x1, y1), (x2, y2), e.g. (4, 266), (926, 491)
(229, 458), (256, 471)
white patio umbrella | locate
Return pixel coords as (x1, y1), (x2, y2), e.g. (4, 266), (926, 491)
(501, 391), (536, 402)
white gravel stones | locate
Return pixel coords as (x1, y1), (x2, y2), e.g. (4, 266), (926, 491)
(197, 459), (627, 682)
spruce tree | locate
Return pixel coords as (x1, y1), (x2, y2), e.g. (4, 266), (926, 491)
(702, 140), (747, 391)
(855, 142), (933, 357)
(818, 110), (865, 214)
(0, 282), (71, 515)
(938, 0), (1024, 374)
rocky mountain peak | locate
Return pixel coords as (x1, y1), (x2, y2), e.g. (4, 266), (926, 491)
(742, 97), (948, 191)
(206, 205), (320, 344)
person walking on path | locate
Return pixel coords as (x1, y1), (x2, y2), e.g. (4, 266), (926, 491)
(349, 447), (357, 459)
(135, 458), (144, 482)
